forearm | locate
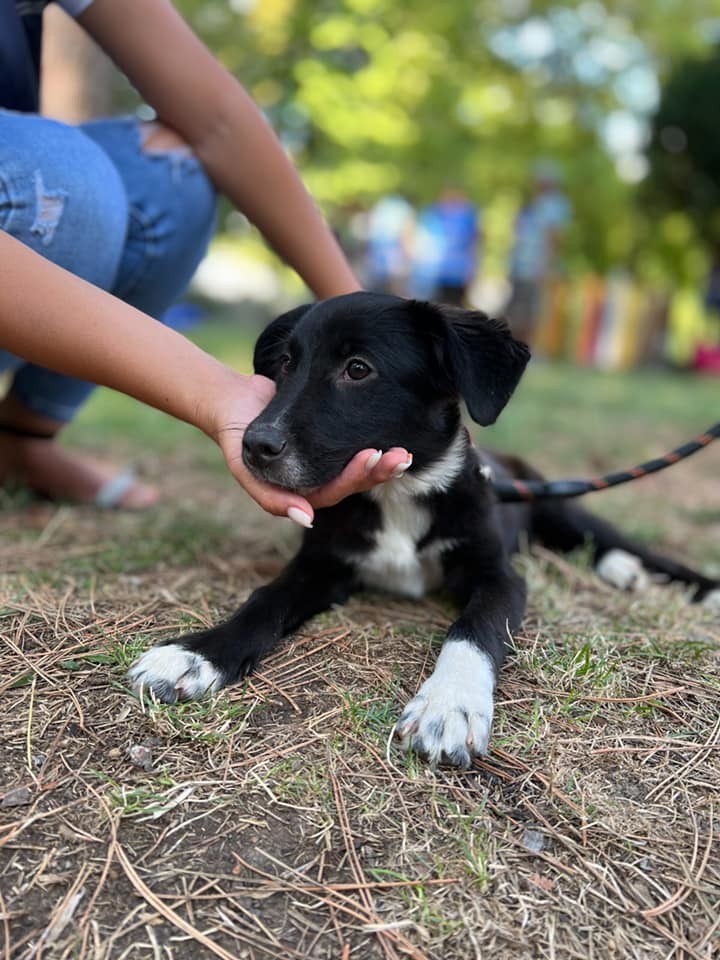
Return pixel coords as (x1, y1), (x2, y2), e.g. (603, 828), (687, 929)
(79, 0), (361, 301)
(0, 231), (236, 437)
(193, 85), (360, 300)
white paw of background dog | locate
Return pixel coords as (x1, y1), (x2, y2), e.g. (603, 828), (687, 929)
(702, 588), (720, 615)
(596, 549), (650, 592)
(128, 644), (223, 703)
(396, 639), (495, 768)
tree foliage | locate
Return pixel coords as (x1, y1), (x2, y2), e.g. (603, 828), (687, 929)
(645, 48), (720, 253)
(172, 0), (720, 278)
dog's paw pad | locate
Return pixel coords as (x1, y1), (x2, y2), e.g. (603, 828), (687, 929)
(596, 549), (650, 592)
(396, 640), (495, 768)
(128, 644), (223, 703)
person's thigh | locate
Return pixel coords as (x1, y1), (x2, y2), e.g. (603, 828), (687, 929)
(0, 109), (130, 417)
(80, 118), (217, 318)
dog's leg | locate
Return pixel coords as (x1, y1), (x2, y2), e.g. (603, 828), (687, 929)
(531, 502), (719, 602)
(128, 551), (356, 703)
(397, 545), (526, 767)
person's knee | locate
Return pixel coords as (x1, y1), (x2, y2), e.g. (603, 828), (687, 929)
(0, 114), (128, 288)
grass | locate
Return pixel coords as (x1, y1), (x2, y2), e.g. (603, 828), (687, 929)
(1, 311), (719, 959)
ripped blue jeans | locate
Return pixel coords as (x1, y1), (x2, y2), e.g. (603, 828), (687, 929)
(0, 111), (216, 422)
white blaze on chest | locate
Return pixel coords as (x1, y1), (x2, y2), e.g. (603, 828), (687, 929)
(356, 488), (458, 599)
(354, 433), (467, 599)
(358, 496), (436, 598)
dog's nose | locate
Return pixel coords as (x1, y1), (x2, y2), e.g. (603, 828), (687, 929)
(243, 423), (288, 467)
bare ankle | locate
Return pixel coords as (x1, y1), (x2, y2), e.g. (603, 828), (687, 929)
(0, 391), (64, 438)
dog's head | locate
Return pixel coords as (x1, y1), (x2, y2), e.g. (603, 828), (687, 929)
(243, 292), (529, 492)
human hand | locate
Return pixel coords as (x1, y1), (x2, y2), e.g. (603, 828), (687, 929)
(212, 371), (411, 527)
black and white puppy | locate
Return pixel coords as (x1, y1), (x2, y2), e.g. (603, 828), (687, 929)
(129, 293), (719, 767)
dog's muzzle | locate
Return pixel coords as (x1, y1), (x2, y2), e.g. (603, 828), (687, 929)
(242, 421), (321, 492)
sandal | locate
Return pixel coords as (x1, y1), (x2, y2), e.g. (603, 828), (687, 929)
(93, 467), (147, 509)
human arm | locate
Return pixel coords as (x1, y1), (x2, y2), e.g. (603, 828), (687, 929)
(77, 0), (359, 301)
(0, 232), (410, 522)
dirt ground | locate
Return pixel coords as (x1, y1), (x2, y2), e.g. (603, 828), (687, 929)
(1, 428), (719, 959)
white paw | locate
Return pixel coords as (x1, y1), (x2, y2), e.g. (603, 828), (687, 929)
(396, 639), (495, 768)
(128, 644), (223, 703)
(596, 549), (650, 592)
(701, 588), (720, 615)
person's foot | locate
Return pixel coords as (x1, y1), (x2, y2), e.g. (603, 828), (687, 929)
(0, 433), (159, 509)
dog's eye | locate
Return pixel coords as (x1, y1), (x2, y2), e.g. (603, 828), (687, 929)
(345, 359), (371, 381)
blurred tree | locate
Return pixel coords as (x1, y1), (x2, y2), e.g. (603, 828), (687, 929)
(645, 48), (720, 255)
(171, 0), (720, 276)
(40, 0), (720, 278)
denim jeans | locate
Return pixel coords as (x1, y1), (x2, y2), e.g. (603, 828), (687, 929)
(0, 111), (216, 422)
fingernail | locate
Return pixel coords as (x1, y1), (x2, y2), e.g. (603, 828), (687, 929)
(392, 457), (413, 479)
(287, 507), (313, 528)
(365, 449), (382, 473)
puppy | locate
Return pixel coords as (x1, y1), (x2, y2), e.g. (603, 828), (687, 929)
(129, 293), (719, 767)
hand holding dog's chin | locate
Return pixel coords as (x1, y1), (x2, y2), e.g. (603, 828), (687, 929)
(208, 370), (411, 525)
(209, 371), (303, 520)
(225, 446), (412, 528)
(306, 447), (412, 511)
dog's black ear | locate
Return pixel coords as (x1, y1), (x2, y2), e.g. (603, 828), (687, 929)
(253, 303), (312, 380)
(419, 302), (530, 426)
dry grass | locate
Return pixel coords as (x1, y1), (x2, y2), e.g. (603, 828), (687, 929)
(1, 352), (719, 959)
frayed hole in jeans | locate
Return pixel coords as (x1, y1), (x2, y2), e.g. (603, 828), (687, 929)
(139, 122), (192, 156)
(30, 171), (66, 247)
(139, 122), (198, 182)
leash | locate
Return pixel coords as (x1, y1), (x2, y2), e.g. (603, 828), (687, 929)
(492, 422), (720, 503)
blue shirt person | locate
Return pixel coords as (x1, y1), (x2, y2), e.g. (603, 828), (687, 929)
(411, 188), (481, 305)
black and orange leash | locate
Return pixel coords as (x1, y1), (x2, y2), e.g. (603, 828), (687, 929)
(492, 421), (720, 503)
(4, 422), (715, 505)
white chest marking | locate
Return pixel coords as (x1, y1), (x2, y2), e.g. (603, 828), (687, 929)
(353, 434), (467, 599)
(358, 498), (451, 598)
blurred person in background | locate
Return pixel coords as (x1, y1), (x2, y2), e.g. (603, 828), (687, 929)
(364, 194), (416, 296)
(505, 161), (571, 347)
(410, 186), (481, 306)
(0, 0), (411, 523)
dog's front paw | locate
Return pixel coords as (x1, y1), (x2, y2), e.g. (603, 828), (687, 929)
(128, 644), (224, 703)
(396, 640), (495, 768)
